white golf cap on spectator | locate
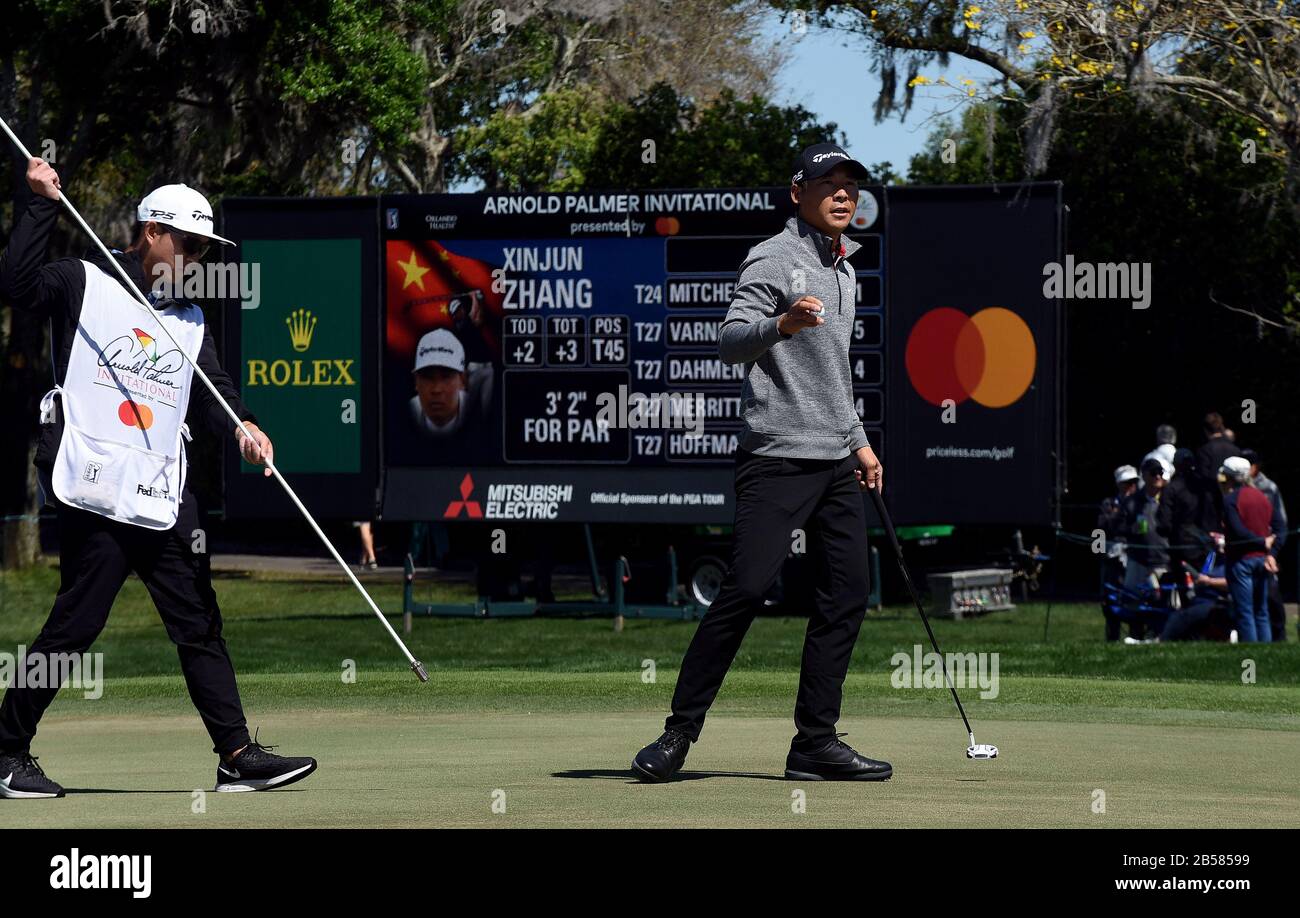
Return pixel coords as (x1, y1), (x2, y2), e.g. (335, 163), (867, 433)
(412, 328), (465, 374)
(1218, 455), (1252, 482)
(137, 184), (234, 245)
(1114, 465), (1139, 485)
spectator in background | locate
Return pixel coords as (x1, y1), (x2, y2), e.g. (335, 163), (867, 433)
(1143, 424), (1178, 475)
(1195, 412), (1243, 531)
(1100, 465), (1140, 641)
(355, 520), (378, 571)
(1164, 447), (1208, 577)
(1242, 449), (1289, 642)
(1159, 536), (1232, 642)
(1219, 455), (1284, 643)
(1121, 457), (1174, 638)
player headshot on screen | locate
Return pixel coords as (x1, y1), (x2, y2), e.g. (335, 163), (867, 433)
(409, 328), (494, 443)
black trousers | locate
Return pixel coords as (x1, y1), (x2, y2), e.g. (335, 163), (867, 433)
(666, 448), (870, 750)
(0, 480), (251, 757)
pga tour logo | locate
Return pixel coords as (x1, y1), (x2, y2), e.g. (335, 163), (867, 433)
(49, 849), (152, 898)
(82, 461), (102, 484)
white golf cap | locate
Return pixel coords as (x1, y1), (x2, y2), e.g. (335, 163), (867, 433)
(412, 328), (465, 374)
(137, 184), (234, 245)
(1218, 455), (1251, 482)
(1139, 455), (1174, 479)
(1114, 464), (1139, 485)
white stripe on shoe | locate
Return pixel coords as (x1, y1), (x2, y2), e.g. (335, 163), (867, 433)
(215, 760), (316, 793)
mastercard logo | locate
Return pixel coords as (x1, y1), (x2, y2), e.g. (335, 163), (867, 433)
(904, 307), (1036, 408)
(118, 399), (154, 430)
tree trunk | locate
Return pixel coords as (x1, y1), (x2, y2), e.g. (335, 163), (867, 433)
(2, 446), (42, 568)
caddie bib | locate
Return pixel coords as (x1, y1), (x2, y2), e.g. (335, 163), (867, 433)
(40, 260), (205, 529)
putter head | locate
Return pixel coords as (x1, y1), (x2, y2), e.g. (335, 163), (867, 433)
(411, 660), (429, 683)
(966, 743), (998, 759)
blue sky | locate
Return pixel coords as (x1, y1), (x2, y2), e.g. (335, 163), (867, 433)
(762, 11), (1001, 178)
(446, 10), (1004, 192)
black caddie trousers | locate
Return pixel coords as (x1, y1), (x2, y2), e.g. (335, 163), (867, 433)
(0, 480), (252, 757)
(666, 447), (870, 750)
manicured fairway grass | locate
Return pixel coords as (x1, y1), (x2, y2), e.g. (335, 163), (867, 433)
(1, 566), (1297, 827)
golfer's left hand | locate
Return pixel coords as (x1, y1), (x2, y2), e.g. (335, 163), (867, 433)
(854, 445), (882, 493)
(237, 422), (275, 476)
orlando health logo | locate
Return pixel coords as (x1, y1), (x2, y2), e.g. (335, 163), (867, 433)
(904, 307), (1036, 408)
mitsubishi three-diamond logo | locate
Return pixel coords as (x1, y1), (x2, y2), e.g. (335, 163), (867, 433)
(444, 473), (483, 518)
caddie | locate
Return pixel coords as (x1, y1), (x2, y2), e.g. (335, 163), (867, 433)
(0, 157), (316, 797)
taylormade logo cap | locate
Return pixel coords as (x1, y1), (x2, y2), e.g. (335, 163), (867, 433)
(413, 328), (466, 374)
(791, 142), (869, 185)
(137, 184), (234, 245)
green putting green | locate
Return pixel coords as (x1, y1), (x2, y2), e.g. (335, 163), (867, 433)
(5, 700), (1299, 828)
(1, 567), (1297, 826)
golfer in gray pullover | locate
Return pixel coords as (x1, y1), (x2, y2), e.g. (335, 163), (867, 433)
(633, 143), (890, 784)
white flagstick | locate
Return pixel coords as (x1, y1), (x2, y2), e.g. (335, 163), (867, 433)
(1, 116), (427, 682)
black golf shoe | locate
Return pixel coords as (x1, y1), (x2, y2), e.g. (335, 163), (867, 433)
(215, 735), (317, 793)
(631, 729), (691, 783)
(0, 751), (65, 799)
(785, 734), (892, 781)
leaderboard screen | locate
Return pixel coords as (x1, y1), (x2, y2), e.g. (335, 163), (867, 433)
(379, 188), (887, 522)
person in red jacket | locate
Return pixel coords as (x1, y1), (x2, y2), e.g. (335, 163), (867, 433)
(1218, 456), (1285, 642)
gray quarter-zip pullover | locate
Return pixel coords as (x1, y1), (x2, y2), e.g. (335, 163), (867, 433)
(718, 215), (869, 460)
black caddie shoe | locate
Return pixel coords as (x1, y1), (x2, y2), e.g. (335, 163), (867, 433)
(631, 729), (691, 783)
(215, 734), (317, 793)
(0, 751), (65, 799)
(785, 734), (892, 781)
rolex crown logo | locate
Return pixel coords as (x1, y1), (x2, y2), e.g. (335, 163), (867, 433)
(286, 308), (317, 352)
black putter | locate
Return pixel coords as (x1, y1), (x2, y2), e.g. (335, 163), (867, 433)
(869, 487), (998, 759)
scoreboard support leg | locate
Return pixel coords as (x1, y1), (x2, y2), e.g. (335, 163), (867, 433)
(583, 524), (605, 599)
